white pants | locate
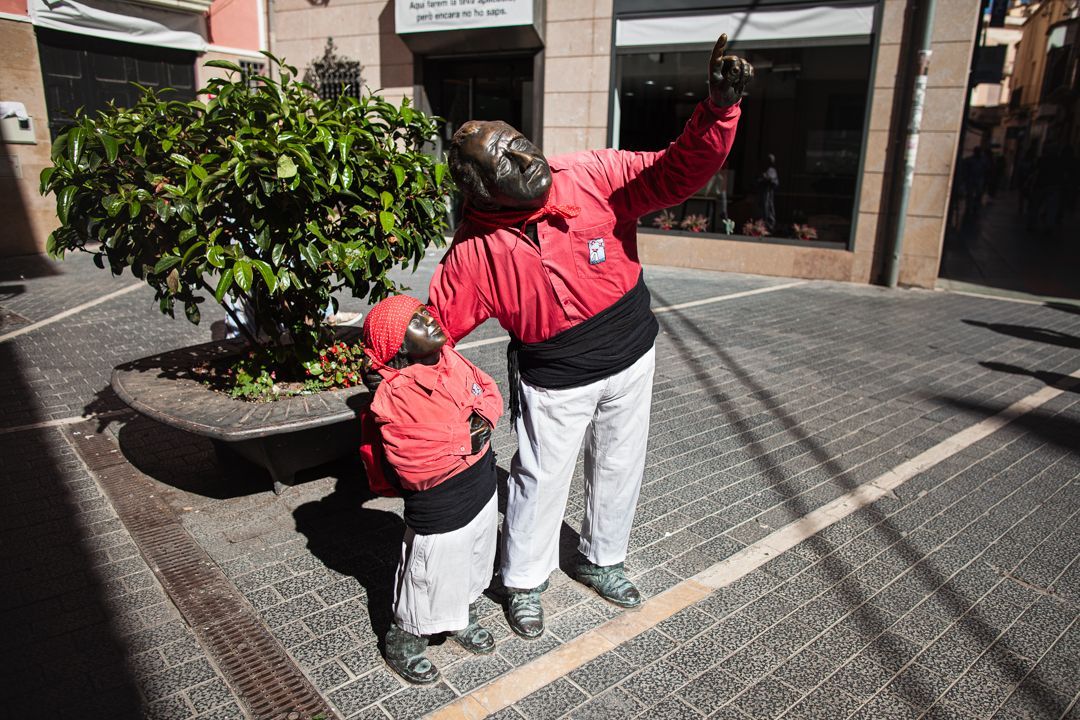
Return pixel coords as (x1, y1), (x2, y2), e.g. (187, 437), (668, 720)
(393, 494), (498, 636)
(500, 346), (655, 590)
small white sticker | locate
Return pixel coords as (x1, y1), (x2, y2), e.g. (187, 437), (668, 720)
(588, 237), (606, 265)
(471, 382), (482, 396)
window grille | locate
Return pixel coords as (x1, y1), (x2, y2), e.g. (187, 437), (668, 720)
(305, 38), (364, 100)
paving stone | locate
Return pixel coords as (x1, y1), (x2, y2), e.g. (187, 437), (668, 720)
(568, 686), (642, 720)
(770, 651), (836, 691)
(782, 684), (863, 720)
(717, 643), (786, 686)
(657, 607), (716, 643)
(638, 695), (704, 719)
(381, 681), (457, 720)
(515, 677), (588, 720)
(443, 653), (513, 694)
(498, 634), (563, 667)
(614, 628), (679, 666)
(310, 660), (352, 692)
(622, 660), (688, 704)
(138, 658), (218, 702)
(328, 669), (403, 716)
(678, 667), (744, 713)
(848, 691), (923, 720)
(185, 678), (235, 714)
(568, 652), (636, 696)
(730, 676), (801, 720)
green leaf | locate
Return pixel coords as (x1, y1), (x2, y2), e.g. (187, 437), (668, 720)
(184, 300), (201, 325)
(207, 245), (225, 268)
(213, 270), (233, 303)
(234, 260), (253, 292)
(69, 128), (85, 165)
(300, 242), (320, 270)
(434, 163), (447, 187)
(252, 259), (277, 293)
(392, 165), (405, 187)
(181, 241), (206, 266)
(153, 255), (182, 274)
(191, 164), (209, 182)
(100, 134), (119, 163)
(56, 186), (77, 224)
(379, 211), (394, 234)
(277, 155), (297, 179)
(205, 59), (243, 72)
(166, 268), (180, 294)
(38, 166), (55, 193)
(380, 191), (393, 210)
(102, 194), (125, 217)
(340, 163), (353, 189)
(271, 241), (285, 266)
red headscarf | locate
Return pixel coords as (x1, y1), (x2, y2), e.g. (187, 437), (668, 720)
(363, 294), (424, 367)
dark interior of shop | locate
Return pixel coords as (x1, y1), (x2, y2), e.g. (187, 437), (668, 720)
(617, 43), (873, 245)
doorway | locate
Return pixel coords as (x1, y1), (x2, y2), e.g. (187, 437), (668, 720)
(422, 54), (536, 146)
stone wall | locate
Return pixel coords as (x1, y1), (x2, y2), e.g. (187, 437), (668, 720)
(0, 18), (57, 257)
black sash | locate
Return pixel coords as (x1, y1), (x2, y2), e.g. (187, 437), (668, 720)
(507, 272), (658, 423)
(399, 447), (497, 535)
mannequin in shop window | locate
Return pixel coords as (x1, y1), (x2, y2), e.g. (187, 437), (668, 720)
(759, 153), (779, 232)
(427, 33), (753, 640)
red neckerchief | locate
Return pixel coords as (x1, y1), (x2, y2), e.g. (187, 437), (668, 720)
(464, 203), (581, 232)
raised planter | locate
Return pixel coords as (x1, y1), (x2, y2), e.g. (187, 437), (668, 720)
(111, 333), (370, 494)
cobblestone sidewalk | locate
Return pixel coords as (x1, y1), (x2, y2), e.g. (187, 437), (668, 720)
(1, 251), (1077, 719)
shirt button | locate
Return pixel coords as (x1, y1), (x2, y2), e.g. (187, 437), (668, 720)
(460, 446), (466, 452)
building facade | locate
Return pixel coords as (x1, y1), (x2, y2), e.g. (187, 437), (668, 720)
(0, 0), (266, 256)
(3, 0), (983, 290)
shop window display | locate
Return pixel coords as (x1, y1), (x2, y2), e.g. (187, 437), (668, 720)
(616, 43), (872, 245)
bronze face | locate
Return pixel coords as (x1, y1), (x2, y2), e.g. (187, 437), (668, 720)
(456, 121), (552, 210)
(401, 306), (446, 365)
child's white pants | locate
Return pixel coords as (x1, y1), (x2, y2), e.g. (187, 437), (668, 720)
(393, 494), (498, 636)
(500, 346), (655, 590)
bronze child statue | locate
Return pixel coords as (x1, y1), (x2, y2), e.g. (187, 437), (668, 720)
(358, 295), (503, 683)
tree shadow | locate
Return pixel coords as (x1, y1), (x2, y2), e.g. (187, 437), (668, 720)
(980, 361), (1080, 394)
(648, 285), (1071, 716)
(962, 319), (1080, 350)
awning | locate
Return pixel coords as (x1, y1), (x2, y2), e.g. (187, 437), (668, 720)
(28, 0), (209, 52)
(616, 4), (876, 48)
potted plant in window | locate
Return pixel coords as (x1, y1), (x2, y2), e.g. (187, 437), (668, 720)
(40, 54), (451, 491)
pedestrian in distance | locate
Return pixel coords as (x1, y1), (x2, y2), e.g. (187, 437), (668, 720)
(357, 295), (503, 684)
(427, 33), (753, 639)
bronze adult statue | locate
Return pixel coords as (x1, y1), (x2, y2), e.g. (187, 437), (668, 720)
(427, 34), (752, 639)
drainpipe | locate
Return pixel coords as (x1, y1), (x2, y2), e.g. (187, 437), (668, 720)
(883, 0), (938, 288)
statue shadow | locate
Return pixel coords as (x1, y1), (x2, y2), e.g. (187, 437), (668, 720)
(1044, 301), (1080, 317)
(292, 476), (405, 650)
(980, 361), (1080, 394)
(962, 319), (1080, 349)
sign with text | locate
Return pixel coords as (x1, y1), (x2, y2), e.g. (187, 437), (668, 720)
(396, 0), (533, 34)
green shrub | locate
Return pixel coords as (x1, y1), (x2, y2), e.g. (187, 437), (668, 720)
(41, 52), (450, 387)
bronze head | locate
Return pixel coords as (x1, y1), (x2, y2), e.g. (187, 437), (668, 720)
(448, 121), (552, 211)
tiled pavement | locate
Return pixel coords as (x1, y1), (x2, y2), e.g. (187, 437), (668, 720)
(1, 249), (1078, 719)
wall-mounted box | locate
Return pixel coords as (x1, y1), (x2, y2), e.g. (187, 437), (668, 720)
(1, 116), (36, 145)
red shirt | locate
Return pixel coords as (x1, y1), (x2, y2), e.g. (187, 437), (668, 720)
(428, 100), (741, 344)
(369, 345), (503, 491)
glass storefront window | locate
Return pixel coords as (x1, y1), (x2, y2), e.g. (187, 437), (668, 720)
(615, 43), (872, 246)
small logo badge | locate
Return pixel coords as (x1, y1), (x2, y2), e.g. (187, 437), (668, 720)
(471, 383), (482, 396)
(588, 237), (606, 265)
